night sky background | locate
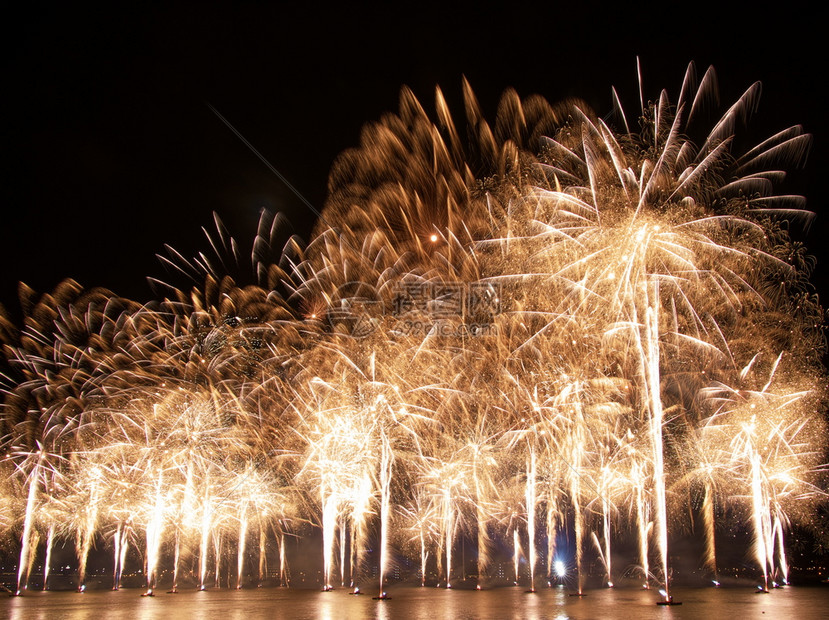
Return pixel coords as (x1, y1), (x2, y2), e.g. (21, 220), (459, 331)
(2, 3), (825, 319)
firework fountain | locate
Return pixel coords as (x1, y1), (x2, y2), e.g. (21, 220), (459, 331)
(0, 64), (827, 606)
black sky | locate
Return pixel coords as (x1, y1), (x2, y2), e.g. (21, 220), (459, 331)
(2, 3), (826, 317)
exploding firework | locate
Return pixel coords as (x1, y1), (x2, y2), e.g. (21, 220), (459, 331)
(0, 63), (826, 603)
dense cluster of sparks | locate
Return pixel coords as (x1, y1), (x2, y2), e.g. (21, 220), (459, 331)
(1, 64), (827, 602)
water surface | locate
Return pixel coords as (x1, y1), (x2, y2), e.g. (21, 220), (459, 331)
(4, 584), (829, 620)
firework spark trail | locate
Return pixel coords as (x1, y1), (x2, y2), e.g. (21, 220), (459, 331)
(143, 469), (166, 595)
(198, 484), (213, 589)
(15, 455), (40, 594)
(525, 446), (537, 591)
(111, 522), (124, 590)
(279, 532), (287, 586)
(43, 522), (55, 590)
(773, 514), (788, 584)
(632, 459), (651, 587)
(73, 463), (103, 591)
(378, 433), (393, 597)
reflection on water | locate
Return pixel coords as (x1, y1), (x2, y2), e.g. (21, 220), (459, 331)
(4, 585), (829, 620)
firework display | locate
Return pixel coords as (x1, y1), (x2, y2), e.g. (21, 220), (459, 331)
(1, 64), (826, 603)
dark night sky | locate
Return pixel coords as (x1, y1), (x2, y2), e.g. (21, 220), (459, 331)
(2, 3), (826, 318)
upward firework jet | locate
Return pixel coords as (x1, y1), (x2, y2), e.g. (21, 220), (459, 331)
(0, 63), (826, 600)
